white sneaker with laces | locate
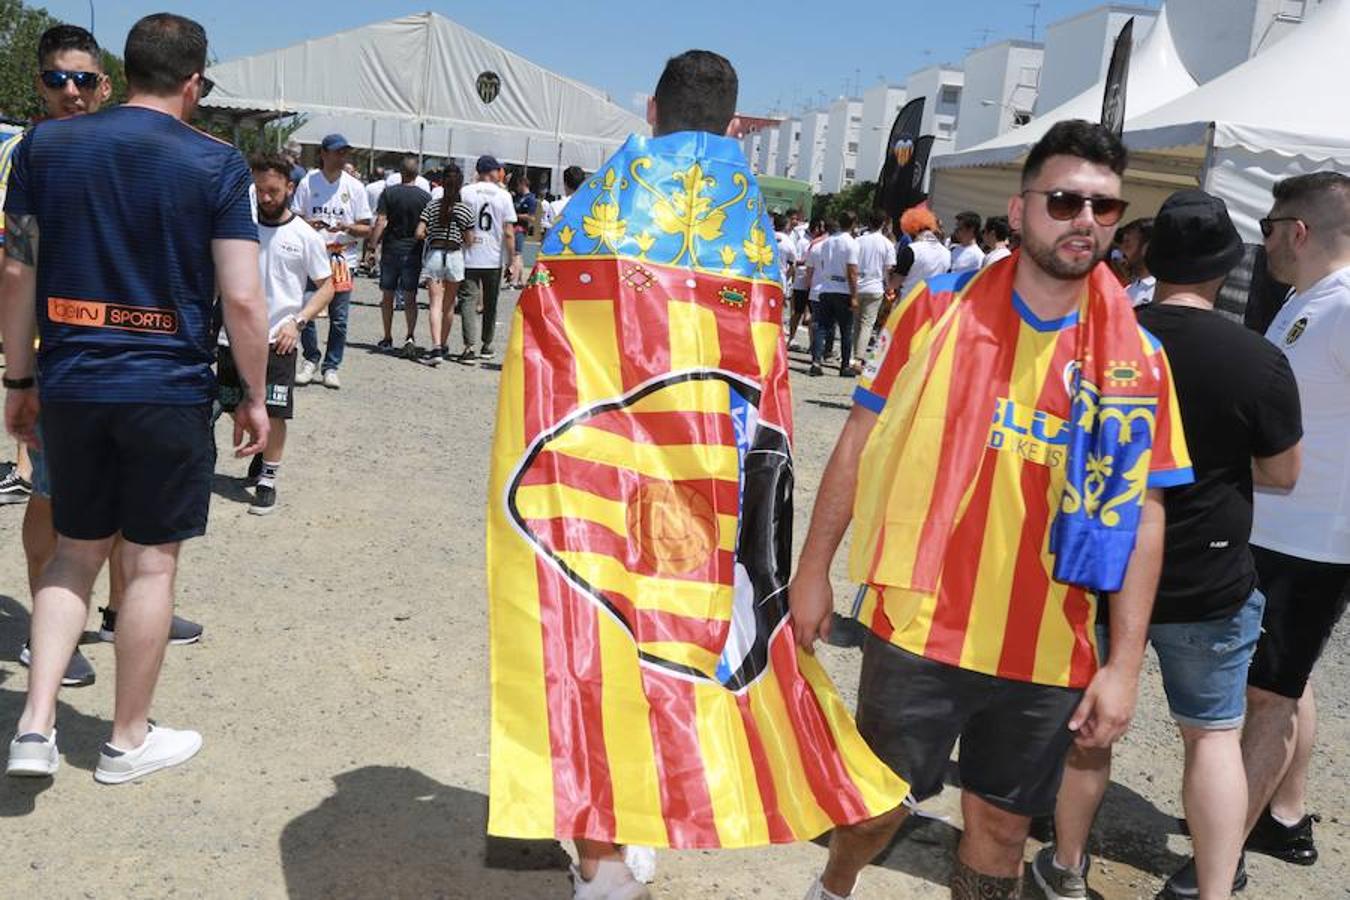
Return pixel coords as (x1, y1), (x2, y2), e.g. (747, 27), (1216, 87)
(803, 875), (852, 900)
(94, 723), (202, 784)
(296, 359), (318, 386)
(7, 730), (58, 777)
(322, 369), (341, 389)
(572, 859), (651, 900)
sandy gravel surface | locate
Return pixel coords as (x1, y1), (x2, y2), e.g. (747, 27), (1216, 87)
(0, 277), (1345, 899)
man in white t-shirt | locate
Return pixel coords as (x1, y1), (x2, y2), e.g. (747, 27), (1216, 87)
(852, 209), (897, 367)
(387, 167), (431, 193)
(363, 169), (386, 275)
(804, 211), (860, 377)
(289, 133), (372, 389)
(1119, 217), (1157, 307)
(455, 154), (518, 362)
(981, 215), (1012, 268)
(773, 211), (797, 294)
(1240, 173), (1350, 878)
(545, 165), (586, 236)
(219, 155), (334, 515)
(895, 206), (952, 302)
(788, 216), (823, 351)
(948, 210), (985, 273)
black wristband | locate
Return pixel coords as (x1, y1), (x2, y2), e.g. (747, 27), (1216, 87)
(2, 375), (35, 390)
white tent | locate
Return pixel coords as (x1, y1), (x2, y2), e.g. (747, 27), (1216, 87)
(201, 11), (647, 182)
(930, 3), (1198, 226)
(930, 0), (1350, 243)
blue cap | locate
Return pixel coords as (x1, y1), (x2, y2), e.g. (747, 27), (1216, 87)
(476, 154), (502, 174)
(290, 163), (307, 184)
(321, 133), (351, 152)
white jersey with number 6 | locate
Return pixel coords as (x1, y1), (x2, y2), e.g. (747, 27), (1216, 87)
(460, 179), (517, 269)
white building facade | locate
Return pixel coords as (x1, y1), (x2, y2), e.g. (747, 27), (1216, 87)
(1035, 5), (1156, 113)
(798, 108), (831, 189)
(956, 40), (1044, 150)
(857, 83), (907, 187)
(904, 65), (964, 158)
(821, 97), (863, 193)
(774, 117), (802, 179)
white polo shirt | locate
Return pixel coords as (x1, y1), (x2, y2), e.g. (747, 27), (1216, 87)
(1252, 264), (1350, 563)
(949, 241), (985, 273)
(812, 231), (859, 295)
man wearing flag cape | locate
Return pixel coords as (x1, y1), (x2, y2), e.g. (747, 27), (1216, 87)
(486, 51), (907, 899)
(788, 121), (1194, 900)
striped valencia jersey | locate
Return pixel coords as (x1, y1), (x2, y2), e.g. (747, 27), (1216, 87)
(852, 271), (1192, 688)
(0, 130), (23, 246)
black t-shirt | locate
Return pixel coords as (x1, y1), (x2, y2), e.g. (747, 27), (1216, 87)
(1128, 303), (1302, 623)
(378, 183), (432, 253)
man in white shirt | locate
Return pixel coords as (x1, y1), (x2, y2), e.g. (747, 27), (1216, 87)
(386, 167), (430, 193)
(981, 215), (1012, 268)
(788, 216), (823, 351)
(289, 133), (372, 389)
(773, 211), (797, 294)
(1120, 217), (1156, 307)
(545, 165), (585, 234)
(1240, 173), (1350, 879)
(455, 154), (518, 362)
(804, 211), (860, 377)
(948, 210), (985, 273)
(852, 209), (896, 367)
(363, 169), (386, 275)
(219, 155), (334, 515)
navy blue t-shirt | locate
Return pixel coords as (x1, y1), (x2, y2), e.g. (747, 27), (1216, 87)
(4, 105), (257, 404)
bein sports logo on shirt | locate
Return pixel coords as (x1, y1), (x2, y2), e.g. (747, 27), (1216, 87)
(47, 297), (178, 335)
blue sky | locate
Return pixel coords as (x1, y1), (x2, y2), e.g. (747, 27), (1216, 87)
(36, 0), (1156, 115)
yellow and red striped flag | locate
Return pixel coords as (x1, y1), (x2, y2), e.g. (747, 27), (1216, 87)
(487, 132), (907, 848)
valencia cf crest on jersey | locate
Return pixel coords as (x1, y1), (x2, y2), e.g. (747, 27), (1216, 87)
(476, 71), (501, 104)
(1285, 316), (1308, 346)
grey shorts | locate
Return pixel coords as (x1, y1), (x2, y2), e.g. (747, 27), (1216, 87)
(856, 634), (1083, 817)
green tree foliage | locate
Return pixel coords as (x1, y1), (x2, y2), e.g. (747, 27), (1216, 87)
(814, 180), (878, 225)
(0, 0), (126, 121)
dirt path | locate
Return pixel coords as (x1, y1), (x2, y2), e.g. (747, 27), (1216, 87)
(0, 279), (1344, 898)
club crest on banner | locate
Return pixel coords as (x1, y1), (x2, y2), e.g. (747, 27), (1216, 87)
(892, 138), (914, 167)
(476, 71), (502, 104)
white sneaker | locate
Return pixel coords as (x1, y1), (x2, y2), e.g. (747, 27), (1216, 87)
(321, 369), (341, 389)
(572, 859), (652, 900)
(94, 723), (202, 784)
(7, 730), (58, 777)
(622, 846), (656, 884)
(296, 359), (318, 386)
(803, 876), (852, 900)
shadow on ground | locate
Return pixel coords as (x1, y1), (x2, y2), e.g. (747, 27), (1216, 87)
(280, 765), (571, 899)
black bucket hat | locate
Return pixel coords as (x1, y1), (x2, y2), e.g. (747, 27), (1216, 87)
(1146, 189), (1245, 284)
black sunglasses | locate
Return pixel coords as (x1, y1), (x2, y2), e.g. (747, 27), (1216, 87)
(1022, 189), (1130, 226)
(198, 74), (216, 98)
(1259, 216), (1303, 238)
(39, 70), (102, 91)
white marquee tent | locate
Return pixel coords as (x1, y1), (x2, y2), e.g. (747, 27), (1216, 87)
(200, 12), (648, 183)
(930, 0), (1350, 243)
(929, 3), (1198, 227)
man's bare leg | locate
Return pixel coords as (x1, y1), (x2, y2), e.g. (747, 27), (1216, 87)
(820, 804), (910, 896)
(1269, 686), (1315, 824)
(109, 539), (179, 749)
(1051, 744), (1111, 870)
(21, 494), (56, 594)
(1181, 726), (1247, 899)
(1241, 686), (1300, 833)
(575, 838), (624, 880)
(263, 418), (288, 466)
(953, 792), (1030, 899)
(380, 289), (395, 343)
(17, 535), (113, 736)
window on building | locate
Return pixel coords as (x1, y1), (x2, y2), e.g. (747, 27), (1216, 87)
(1279, 0), (1307, 18)
(844, 168), (855, 180)
(847, 142), (858, 153)
(940, 86), (960, 106)
(1012, 111), (1031, 127)
(850, 115), (862, 123)
(1019, 66), (1040, 89)
(937, 120), (954, 135)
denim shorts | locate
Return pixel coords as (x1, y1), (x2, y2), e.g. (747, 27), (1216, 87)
(1098, 588), (1266, 730)
(422, 247), (465, 283)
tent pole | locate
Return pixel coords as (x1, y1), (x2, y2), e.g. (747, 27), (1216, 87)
(524, 136), (531, 183)
(418, 121), (425, 169)
(369, 118), (377, 178)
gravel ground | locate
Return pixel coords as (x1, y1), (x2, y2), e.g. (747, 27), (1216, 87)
(0, 275), (1344, 899)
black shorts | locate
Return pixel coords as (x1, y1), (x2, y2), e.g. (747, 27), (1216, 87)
(379, 243), (423, 293)
(856, 635), (1083, 817)
(217, 346), (295, 420)
(792, 288), (810, 316)
(40, 401), (215, 545)
(1248, 545), (1350, 698)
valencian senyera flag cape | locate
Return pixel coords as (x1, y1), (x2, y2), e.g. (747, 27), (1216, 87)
(487, 132), (907, 849)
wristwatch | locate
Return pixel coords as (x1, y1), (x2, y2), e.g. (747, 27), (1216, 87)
(2, 375), (36, 390)
(292, 314), (308, 329)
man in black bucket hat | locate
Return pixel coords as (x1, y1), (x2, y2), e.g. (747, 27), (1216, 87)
(1037, 189), (1304, 900)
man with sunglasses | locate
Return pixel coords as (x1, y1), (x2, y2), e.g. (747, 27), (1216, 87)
(2, 13), (269, 783)
(1237, 173), (1350, 882)
(793, 120), (1190, 900)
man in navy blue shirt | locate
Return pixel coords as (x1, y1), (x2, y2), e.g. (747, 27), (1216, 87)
(1, 13), (269, 784)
